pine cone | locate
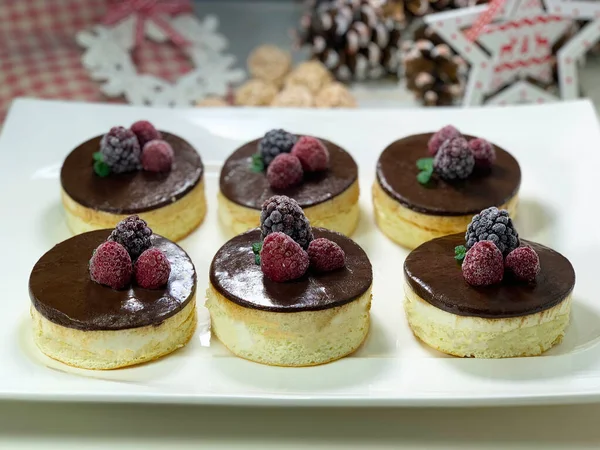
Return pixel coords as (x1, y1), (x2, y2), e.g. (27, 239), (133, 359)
(402, 26), (466, 106)
(297, 0), (402, 81)
(382, 0), (488, 23)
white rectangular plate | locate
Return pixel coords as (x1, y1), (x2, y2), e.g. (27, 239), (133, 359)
(2, 98), (600, 407)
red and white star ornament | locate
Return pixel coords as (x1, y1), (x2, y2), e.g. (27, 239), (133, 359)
(545, 0), (600, 100)
(424, 0), (574, 106)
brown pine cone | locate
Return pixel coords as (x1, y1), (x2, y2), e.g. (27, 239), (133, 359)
(297, 0), (402, 81)
(382, 0), (488, 23)
(402, 28), (466, 106)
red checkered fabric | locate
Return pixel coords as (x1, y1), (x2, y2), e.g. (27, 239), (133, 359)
(0, 0), (194, 123)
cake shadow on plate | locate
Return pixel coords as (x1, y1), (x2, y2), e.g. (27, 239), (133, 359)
(210, 348), (391, 392)
(513, 197), (557, 244)
(36, 201), (72, 247)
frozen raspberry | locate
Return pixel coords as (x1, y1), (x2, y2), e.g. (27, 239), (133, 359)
(307, 238), (346, 272)
(266, 153), (304, 189)
(141, 139), (174, 172)
(108, 215), (152, 260)
(505, 246), (540, 282)
(291, 136), (330, 172)
(462, 241), (504, 286)
(469, 138), (496, 170)
(428, 125), (462, 156)
(466, 207), (519, 256)
(134, 248), (171, 289)
(89, 241), (132, 290)
(260, 195), (313, 249)
(260, 232), (309, 282)
(100, 126), (141, 173)
(258, 129), (298, 166)
(433, 137), (474, 180)
(131, 120), (162, 148)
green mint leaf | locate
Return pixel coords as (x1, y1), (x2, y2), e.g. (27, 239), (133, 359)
(416, 157), (434, 171)
(93, 151), (104, 162)
(94, 160), (110, 177)
(417, 170), (432, 185)
(250, 153), (265, 172)
(252, 242), (262, 265)
(454, 245), (467, 263)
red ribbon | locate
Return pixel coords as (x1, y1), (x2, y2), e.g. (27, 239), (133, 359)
(103, 0), (193, 47)
(465, 0), (507, 42)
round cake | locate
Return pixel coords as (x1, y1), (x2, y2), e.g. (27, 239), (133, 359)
(403, 233), (575, 358)
(218, 132), (359, 236)
(61, 128), (206, 241)
(206, 228), (372, 366)
(373, 131), (521, 249)
(29, 229), (197, 369)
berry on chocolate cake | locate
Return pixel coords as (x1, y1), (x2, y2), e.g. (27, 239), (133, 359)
(260, 195), (313, 249)
(266, 153), (304, 189)
(207, 195), (372, 367)
(29, 217), (197, 369)
(258, 129), (297, 166)
(60, 120), (206, 241)
(373, 127), (521, 249)
(404, 208), (574, 358)
(131, 120), (162, 148)
(141, 140), (174, 173)
(219, 128), (360, 236)
(99, 126), (141, 174)
(108, 215), (152, 260)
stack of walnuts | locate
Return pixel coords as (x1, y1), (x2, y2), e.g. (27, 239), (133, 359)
(197, 45), (357, 109)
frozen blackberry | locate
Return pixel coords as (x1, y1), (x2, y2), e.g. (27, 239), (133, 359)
(260, 195), (313, 249)
(465, 207), (520, 256)
(100, 126), (142, 173)
(433, 137), (474, 181)
(108, 215), (153, 260)
(258, 129), (298, 166)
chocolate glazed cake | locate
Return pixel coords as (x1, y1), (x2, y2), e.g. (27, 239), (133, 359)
(403, 234), (575, 358)
(61, 131), (206, 241)
(372, 132), (521, 249)
(206, 228), (373, 366)
(29, 230), (197, 369)
(218, 137), (360, 236)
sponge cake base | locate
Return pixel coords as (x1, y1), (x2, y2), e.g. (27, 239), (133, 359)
(61, 178), (206, 242)
(218, 181), (360, 237)
(373, 181), (518, 250)
(31, 297), (197, 370)
(404, 282), (570, 358)
(206, 283), (371, 366)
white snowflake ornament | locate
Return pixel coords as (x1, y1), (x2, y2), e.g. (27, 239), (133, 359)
(77, 12), (245, 107)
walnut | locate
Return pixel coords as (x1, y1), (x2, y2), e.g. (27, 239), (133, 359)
(314, 83), (357, 108)
(284, 61), (333, 95)
(196, 96), (229, 107)
(234, 79), (279, 106)
(247, 45), (292, 87)
(270, 85), (314, 108)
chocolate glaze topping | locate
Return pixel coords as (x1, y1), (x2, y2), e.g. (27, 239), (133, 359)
(220, 138), (358, 209)
(404, 234), (575, 318)
(210, 228), (372, 312)
(376, 133), (521, 216)
(61, 132), (203, 214)
(29, 230), (196, 331)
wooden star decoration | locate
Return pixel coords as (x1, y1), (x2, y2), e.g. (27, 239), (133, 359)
(424, 0), (574, 106)
(545, 0), (600, 100)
